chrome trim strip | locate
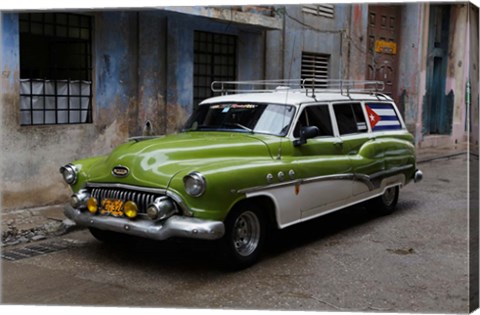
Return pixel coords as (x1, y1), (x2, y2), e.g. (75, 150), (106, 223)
(238, 174), (355, 194)
(237, 179), (302, 194)
(238, 166), (413, 195)
(301, 173), (354, 184)
(86, 182), (167, 195)
(128, 136), (161, 142)
(64, 205), (224, 241)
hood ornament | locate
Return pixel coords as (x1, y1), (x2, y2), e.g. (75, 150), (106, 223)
(112, 165), (129, 177)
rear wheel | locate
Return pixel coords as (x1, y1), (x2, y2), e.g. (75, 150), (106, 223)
(370, 186), (399, 215)
(222, 204), (265, 270)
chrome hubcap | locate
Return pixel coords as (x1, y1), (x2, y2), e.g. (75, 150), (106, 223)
(382, 187), (396, 206)
(232, 211), (260, 257)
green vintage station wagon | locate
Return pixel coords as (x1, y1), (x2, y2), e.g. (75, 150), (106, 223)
(61, 80), (423, 268)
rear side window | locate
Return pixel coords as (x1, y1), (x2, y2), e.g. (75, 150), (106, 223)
(293, 105), (333, 138)
(365, 103), (402, 131)
(333, 103), (368, 135)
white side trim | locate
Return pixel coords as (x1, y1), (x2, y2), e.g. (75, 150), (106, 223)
(245, 174), (406, 229)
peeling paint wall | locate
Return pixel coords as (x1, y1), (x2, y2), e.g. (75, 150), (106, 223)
(446, 5), (469, 143)
(266, 5), (351, 80)
(1, 12), (139, 211)
(1, 9), (272, 212)
(165, 11), (267, 132)
(417, 3), (473, 148)
(395, 3), (474, 148)
(470, 5), (479, 146)
(397, 3), (425, 141)
(137, 12), (168, 136)
(347, 4), (369, 81)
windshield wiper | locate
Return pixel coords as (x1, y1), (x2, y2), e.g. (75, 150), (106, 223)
(222, 123), (254, 133)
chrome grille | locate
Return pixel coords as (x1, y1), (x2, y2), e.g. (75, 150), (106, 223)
(90, 187), (162, 213)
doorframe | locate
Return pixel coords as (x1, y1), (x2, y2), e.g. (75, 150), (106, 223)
(423, 4), (452, 135)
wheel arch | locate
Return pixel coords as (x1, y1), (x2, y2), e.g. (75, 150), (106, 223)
(229, 195), (279, 230)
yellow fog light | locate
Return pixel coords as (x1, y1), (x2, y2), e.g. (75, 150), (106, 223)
(87, 197), (98, 214)
(123, 201), (138, 219)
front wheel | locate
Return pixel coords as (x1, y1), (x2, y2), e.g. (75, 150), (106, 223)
(222, 205), (265, 270)
(370, 186), (399, 215)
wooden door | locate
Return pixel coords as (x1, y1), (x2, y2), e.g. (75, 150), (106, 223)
(366, 5), (401, 107)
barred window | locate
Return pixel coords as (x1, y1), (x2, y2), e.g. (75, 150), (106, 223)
(194, 31), (237, 106)
(19, 13), (93, 125)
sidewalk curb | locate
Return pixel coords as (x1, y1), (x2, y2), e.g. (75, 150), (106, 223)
(1, 206), (84, 247)
(417, 151), (469, 164)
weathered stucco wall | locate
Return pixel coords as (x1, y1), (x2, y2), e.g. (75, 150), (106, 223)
(470, 4), (479, 146)
(271, 5), (350, 80)
(446, 4), (470, 144)
(347, 4), (368, 81)
(416, 3), (473, 148)
(1, 12), (140, 211)
(397, 4), (425, 141)
(137, 12), (168, 136)
(1, 9), (271, 212)
(165, 11), (267, 132)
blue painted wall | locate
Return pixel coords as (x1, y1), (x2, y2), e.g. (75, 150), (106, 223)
(91, 10), (267, 134)
(1, 13), (19, 89)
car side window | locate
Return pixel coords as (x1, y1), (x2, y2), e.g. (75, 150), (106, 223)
(293, 105), (333, 138)
(333, 103), (368, 135)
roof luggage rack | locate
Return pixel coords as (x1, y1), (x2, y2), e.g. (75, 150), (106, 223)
(211, 79), (385, 98)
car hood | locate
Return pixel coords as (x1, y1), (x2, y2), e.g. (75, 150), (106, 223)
(85, 132), (275, 188)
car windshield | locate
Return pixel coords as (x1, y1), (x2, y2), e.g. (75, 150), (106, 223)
(184, 103), (296, 136)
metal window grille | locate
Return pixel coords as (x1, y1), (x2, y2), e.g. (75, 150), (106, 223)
(194, 31), (237, 106)
(19, 13), (93, 125)
(302, 4), (335, 19)
(301, 52), (330, 86)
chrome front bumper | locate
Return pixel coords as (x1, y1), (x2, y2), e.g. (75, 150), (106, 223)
(64, 205), (225, 241)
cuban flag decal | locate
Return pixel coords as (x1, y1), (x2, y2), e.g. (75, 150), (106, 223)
(365, 103), (402, 131)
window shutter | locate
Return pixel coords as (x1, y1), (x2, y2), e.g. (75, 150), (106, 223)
(302, 4), (335, 19)
(301, 52), (330, 85)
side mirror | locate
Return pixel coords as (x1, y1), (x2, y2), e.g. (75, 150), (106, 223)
(293, 126), (320, 146)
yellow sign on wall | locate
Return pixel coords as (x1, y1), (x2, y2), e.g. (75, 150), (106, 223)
(375, 40), (397, 55)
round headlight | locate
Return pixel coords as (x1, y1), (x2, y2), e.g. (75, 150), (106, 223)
(60, 164), (78, 185)
(183, 172), (206, 197)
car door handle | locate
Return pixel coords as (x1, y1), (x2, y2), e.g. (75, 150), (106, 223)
(333, 140), (343, 146)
